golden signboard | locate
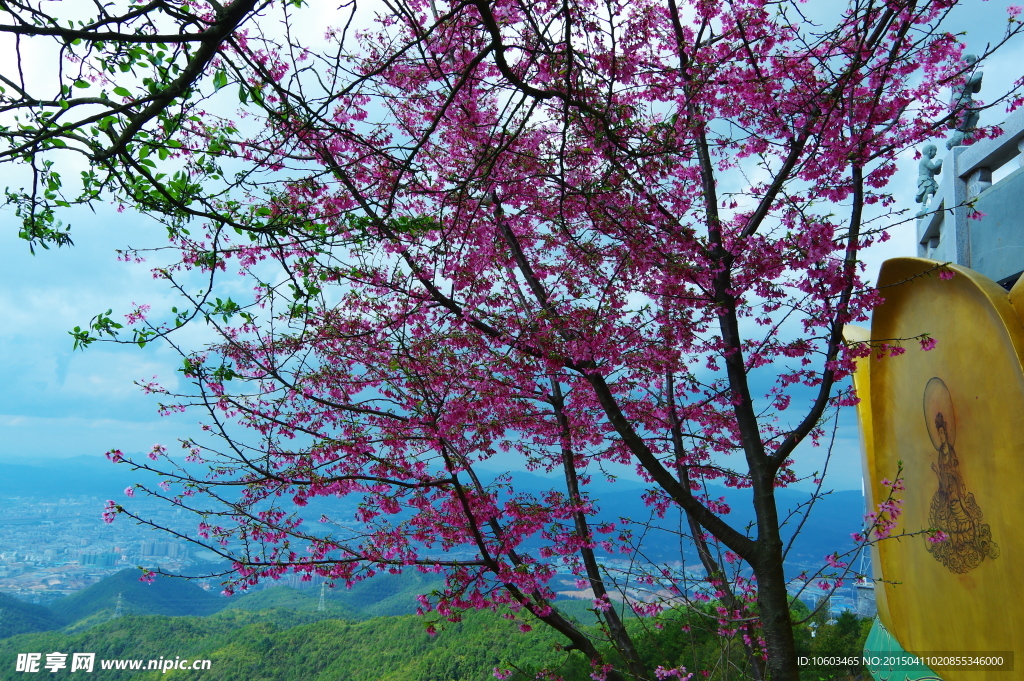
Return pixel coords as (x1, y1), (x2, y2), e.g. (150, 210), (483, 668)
(852, 258), (1024, 681)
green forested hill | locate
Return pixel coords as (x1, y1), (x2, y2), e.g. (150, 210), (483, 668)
(0, 569), (871, 680)
(0, 601), (872, 681)
(0, 608), (578, 681)
(0, 592), (66, 638)
(320, 570), (446, 618)
(226, 586), (358, 619)
(38, 568), (443, 628)
(49, 569), (224, 623)
(220, 571), (447, 620)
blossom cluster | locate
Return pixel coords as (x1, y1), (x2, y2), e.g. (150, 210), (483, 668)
(89, 0), (1010, 677)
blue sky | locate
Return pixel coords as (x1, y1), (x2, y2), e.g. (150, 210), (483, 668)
(2, 1), (1023, 493)
(0, 204), (199, 461)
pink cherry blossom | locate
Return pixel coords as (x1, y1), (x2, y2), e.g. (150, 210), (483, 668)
(80, 0), (1022, 678)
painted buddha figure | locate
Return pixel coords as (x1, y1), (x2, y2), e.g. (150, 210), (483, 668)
(923, 377), (999, 573)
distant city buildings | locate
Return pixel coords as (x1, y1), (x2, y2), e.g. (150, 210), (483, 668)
(2, 492), (872, 619)
(0, 495), (195, 602)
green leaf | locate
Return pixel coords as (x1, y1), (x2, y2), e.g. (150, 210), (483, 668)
(213, 70), (228, 91)
(113, 86), (131, 97)
(73, 79), (91, 89)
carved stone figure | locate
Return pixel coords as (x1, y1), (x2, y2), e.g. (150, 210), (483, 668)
(946, 54), (983, 150)
(915, 143), (942, 218)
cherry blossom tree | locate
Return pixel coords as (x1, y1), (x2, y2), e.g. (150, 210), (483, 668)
(6, 0), (1024, 679)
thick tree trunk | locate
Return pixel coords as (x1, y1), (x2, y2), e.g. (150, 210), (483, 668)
(754, 541), (800, 681)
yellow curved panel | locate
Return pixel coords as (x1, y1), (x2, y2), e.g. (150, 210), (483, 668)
(843, 323), (893, 630)
(862, 258), (1024, 680)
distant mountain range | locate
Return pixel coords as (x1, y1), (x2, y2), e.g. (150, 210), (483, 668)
(0, 567), (456, 639)
(0, 455), (163, 498)
(480, 468), (866, 564)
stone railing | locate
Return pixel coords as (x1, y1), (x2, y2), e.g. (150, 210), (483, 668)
(917, 107), (1024, 287)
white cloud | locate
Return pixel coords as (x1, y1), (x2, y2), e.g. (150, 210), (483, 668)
(0, 412), (198, 459)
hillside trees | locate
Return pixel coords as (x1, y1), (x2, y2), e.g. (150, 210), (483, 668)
(4, 0), (1022, 679)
